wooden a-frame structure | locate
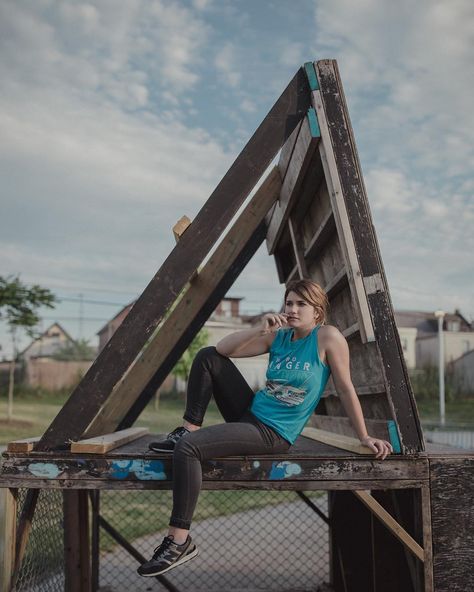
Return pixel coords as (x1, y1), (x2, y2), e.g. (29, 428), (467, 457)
(2, 60), (474, 592)
(36, 60), (422, 455)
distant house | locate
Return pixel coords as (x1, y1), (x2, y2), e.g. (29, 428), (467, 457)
(395, 309), (474, 369)
(97, 297), (269, 393)
(449, 350), (474, 394)
(20, 323), (93, 391)
(21, 323), (75, 360)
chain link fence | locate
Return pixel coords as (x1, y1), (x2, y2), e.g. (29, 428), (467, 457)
(13, 488), (330, 591)
(98, 489), (329, 591)
(14, 489), (64, 592)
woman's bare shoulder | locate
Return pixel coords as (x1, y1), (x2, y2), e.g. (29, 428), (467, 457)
(318, 324), (342, 337)
(318, 325), (346, 347)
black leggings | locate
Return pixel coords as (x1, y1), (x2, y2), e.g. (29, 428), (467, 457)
(169, 346), (291, 530)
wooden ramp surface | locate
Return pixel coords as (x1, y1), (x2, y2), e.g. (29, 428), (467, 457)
(0, 433), (441, 492)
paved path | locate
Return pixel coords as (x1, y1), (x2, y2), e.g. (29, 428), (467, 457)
(99, 498), (329, 592)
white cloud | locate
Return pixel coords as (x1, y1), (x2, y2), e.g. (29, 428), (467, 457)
(214, 43), (242, 88)
(0, 1), (231, 308)
(312, 0), (473, 318)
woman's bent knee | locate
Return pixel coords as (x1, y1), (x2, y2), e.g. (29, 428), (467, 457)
(194, 346), (219, 364)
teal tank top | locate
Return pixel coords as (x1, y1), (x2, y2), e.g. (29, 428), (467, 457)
(250, 325), (331, 444)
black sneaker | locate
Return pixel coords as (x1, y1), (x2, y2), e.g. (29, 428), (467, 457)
(148, 426), (190, 453)
(137, 535), (198, 577)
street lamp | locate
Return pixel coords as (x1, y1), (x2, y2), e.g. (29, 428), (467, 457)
(434, 310), (446, 427)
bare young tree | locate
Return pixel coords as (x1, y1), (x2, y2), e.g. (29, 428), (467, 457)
(0, 275), (56, 421)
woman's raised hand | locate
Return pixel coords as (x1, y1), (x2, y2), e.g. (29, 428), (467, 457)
(260, 312), (288, 335)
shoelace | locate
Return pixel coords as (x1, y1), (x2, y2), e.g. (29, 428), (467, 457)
(152, 536), (176, 560)
(167, 426), (189, 443)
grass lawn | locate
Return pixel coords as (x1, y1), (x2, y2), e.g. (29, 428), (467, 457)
(415, 398), (474, 427)
(0, 392), (223, 445)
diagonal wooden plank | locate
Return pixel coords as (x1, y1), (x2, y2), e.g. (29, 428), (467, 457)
(83, 168), (282, 437)
(266, 112), (320, 254)
(353, 490), (425, 562)
(302, 427), (371, 454)
(37, 68), (311, 451)
(119, 218), (269, 430)
(312, 87), (374, 344)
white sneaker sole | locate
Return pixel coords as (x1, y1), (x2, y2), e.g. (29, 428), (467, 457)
(139, 547), (199, 577)
(148, 446), (174, 453)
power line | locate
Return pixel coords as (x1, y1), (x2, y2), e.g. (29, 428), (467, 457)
(56, 295), (128, 307)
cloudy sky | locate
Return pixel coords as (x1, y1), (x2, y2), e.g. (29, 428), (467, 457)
(1, 0), (473, 356)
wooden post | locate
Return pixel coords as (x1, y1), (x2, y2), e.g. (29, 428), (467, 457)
(63, 491), (91, 592)
(90, 491), (100, 592)
(420, 484), (434, 592)
(329, 490), (374, 592)
(0, 488), (17, 592)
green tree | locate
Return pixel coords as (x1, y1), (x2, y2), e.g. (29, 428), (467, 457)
(0, 275), (56, 421)
(53, 338), (96, 361)
(172, 329), (210, 385)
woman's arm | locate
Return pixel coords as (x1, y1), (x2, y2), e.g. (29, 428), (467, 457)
(320, 325), (393, 460)
(216, 312), (288, 358)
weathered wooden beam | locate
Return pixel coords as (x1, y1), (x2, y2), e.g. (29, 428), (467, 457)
(84, 168), (282, 436)
(70, 427), (149, 454)
(36, 67), (311, 451)
(430, 457), (474, 591)
(89, 491), (100, 592)
(302, 427), (372, 455)
(0, 455), (428, 488)
(64, 490), (91, 592)
(0, 488), (17, 592)
(266, 112), (320, 255)
(421, 484), (434, 592)
(353, 490), (424, 562)
(315, 59), (424, 453)
(312, 88), (374, 344)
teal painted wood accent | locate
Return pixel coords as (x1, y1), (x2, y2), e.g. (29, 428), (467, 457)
(304, 62), (319, 90)
(307, 108), (321, 138)
(387, 420), (402, 453)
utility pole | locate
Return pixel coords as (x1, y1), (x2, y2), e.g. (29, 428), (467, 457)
(434, 310), (446, 427)
(78, 293), (84, 340)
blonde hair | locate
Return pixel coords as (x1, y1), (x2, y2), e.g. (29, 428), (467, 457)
(284, 279), (329, 325)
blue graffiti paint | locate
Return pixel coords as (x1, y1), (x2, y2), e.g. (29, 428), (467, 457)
(109, 460), (133, 480)
(269, 461), (302, 480)
(109, 459), (168, 480)
(28, 463), (61, 479)
(131, 460), (167, 481)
